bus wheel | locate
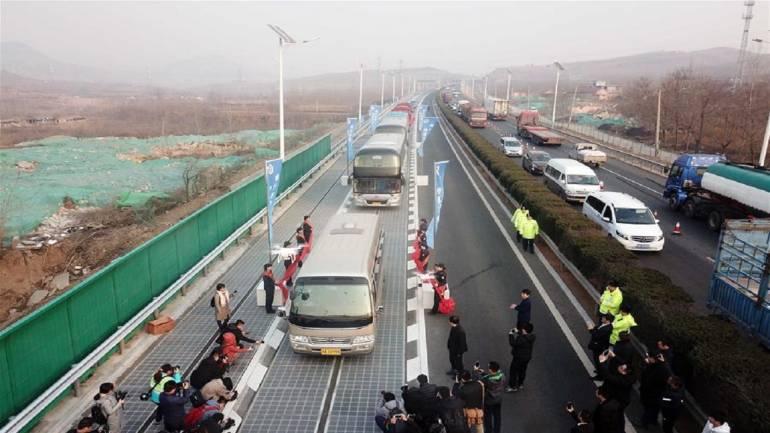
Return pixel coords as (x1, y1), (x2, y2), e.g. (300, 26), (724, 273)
(707, 211), (723, 232)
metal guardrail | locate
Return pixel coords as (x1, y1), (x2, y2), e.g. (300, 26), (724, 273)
(0, 116), (379, 433)
(537, 118), (671, 176)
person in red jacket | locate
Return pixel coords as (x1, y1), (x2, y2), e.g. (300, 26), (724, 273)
(431, 263), (448, 314)
(220, 331), (253, 361)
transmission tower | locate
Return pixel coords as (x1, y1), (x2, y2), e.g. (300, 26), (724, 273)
(736, 0), (755, 84)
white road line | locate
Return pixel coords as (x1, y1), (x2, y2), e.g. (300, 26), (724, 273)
(320, 358), (344, 433)
(706, 256), (715, 263)
(602, 166), (663, 198)
(437, 107), (637, 433)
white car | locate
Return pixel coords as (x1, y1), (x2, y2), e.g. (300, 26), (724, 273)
(500, 137), (524, 157)
(583, 191), (664, 251)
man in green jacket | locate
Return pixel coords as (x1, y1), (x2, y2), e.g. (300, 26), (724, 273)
(599, 282), (623, 318)
(610, 305), (638, 345)
(521, 214), (539, 254)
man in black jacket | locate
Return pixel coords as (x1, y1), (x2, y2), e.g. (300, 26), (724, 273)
(435, 387), (468, 433)
(190, 349), (227, 390)
(598, 351), (635, 409)
(302, 215), (313, 243)
(447, 316), (467, 375)
(587, 314), (613, 380)
(592, 386), (624, 433)
(638, 352), (670, 428)
(660, 376), (685, 433)
(262, 263), (276, 314)
(451, 371), (484, 410)
(566, 403), (595, 433)
(507, 323), (535, 392)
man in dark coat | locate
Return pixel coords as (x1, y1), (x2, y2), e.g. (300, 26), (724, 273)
(302, 215), (313, 243)
(598, 352), (635, 409)
(587, 314), (613, 380)
(508, 289), (532, 327)
(451, 371), (483, 410)
(190, 349), (227, 390)
(435, 387), (468, 433)
(638, 352), (671, 428)
(592, 386), (624, 433)
(446, 316), (467, 375)
(262, 263), (276, 313)
(158, 380), (192, 432)
(507, 322), (535, 392)
(660, 376), (685, 433)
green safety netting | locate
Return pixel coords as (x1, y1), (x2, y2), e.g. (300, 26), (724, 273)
(574, 114), (627, 127)
(115, 191), (171, 208)
(0, 130), (288, 239)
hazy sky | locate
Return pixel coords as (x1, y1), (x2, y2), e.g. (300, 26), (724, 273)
(2, 1), (769, 80)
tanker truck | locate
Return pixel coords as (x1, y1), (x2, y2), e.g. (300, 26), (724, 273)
(663, 153), (770, 231)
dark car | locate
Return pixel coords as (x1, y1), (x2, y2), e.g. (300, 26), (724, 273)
(522, 150), (551, 174)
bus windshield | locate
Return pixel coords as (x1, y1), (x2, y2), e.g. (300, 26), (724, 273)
(290, 278), (373, 327)
(354, 154), (399, 169)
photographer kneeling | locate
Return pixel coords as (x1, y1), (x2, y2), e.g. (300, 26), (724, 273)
(93, 382), (125, 433)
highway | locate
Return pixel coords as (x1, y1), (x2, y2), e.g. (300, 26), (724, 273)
(477, 116), (718, 306)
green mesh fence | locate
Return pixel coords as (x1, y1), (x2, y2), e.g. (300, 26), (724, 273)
(0, 130), (291, 239)
(0, 134), (332, 427)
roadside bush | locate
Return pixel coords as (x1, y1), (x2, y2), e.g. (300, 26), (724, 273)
(437, 96), (770, 433)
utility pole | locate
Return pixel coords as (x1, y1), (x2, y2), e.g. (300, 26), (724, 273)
(655, 88), (662, 155)
(483, 76), (488, 100)
(551, 61), (565, 125)
(736, 0), (756, 84)
(567, 86), (578, 125)
(760, 111), (770, 167)
(506, 70), (512, 101)
(380, 71), (385, 107)
(399, 59), (404, 98)
(392, 74), (396, 102)
(471, 78), (475, 99)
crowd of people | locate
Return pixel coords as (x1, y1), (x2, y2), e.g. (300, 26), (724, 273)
(66, 216), (314, 433)
(377, 205), (728, 433)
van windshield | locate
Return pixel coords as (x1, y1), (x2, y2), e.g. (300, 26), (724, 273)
(290, 277), (373, 327)
(566, 174), (600, 185)
(615, 208), (657, 224)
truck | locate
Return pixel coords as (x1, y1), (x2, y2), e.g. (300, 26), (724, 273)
(484, 97), (509, 120)
(515, 110), (565, 146)
(663, 153), (770, 231)
(569, 142), (607, 167)
(707, 218), (770, 348)
(461, 104), (488, 128)
(393, 103), (414, 127)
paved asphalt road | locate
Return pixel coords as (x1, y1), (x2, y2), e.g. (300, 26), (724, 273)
(415, 101), (640, 433)
(478, 118), (717, 306)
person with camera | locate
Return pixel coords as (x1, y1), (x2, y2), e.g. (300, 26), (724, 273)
(435, 386), (468, 433)
(196, 413), (236, 433)
(93, 382), (124, 433)
(201, 376), (237, 402)
(597, 350), (635, 411)
(587, 314), (613, 380)
(588, 386), (624, 433)
(565, 402), (595, 433)
(158, 379), (192, 432)
(190, 350), (227, 390)
(507, 322), (536, 393)
(384, 409), (422, 433)
(637, 350), (670, 428)
(374, 391), (405, 432)
(452, 371), (485, 433)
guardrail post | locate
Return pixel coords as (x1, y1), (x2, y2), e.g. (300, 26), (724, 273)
(202, 265), (209, 276)
(119, 338), (126, 354)
(181, 284), (188, 296)
(71, 380), (80, 397)
(153, 309), (160, 319)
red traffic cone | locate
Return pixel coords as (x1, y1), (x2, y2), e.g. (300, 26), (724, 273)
(672, 221), (682, 235)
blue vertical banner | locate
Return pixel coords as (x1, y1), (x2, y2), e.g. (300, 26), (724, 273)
(417, 117), (438, 157)
(368, 105), (381, 134)
(346, 117), (357, 162)
(265, 158), (283, 250)
(426, 160), (449, 249)
(418, 104), (428, 126)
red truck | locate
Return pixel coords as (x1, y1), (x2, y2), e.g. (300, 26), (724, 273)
(461, 104), (488, 128)
(393, 103), (414, 127)
(516, 110), (564, 146)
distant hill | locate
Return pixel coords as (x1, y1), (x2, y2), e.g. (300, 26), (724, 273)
(490, 47), (770, 86)
(0, 41), (113, 83)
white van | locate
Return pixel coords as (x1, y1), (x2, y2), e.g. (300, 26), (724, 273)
(543, 158), (602, 202)
(583, 191), (665, 251)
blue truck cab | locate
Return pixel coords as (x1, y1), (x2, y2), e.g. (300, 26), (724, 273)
(663, 153), (725, 209)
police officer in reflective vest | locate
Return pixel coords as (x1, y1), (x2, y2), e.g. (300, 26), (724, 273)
(520, 213), (539, 254)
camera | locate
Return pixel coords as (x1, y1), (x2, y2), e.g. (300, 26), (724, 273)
(115, 390), (128, 401)
(139, 392), (150, 401)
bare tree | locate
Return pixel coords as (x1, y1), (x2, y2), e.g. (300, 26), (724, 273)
(182, 160), (201, 202)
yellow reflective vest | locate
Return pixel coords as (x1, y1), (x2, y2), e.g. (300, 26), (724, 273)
(610, 313), (637, 344)
(521, 218), (539, 239)
(511, 208), (523, 229)
(599, 287), (623, 317)
(514, 209), (529, 233)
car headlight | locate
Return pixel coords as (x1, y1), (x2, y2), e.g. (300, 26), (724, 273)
(615, 230), (630, 240)
(656, 235), (665, 241)
(289, 335), (309, 343)
(352, 335), (375, 344)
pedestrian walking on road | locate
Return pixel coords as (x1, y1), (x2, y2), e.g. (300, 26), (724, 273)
(660, 376), (685, 433)
(637, 351), (671, 429)
(609, 305), (637, 345)
(509, 289), (532, 327)
(213, 283), (232, 331)
(521, 213), (539, 254)
(511, 205), (528, 243)
(431, 263), (448, 314)
(447, 316), (468, 376)
(507, 322), (535, 392)
(93, 382), (124, 433)
(474, 361), (505, 433)
(587, 314), (613, 380)
(702, 411), (731, 433)
(598, 281), (623, 319)
(262, 263), (276, 313)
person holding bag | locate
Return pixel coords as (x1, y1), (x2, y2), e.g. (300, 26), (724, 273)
(452, 371), (485, 433)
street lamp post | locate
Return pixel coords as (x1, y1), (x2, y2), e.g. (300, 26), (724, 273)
(268, 24), (317, 160)
(392, 74), (396, 103)
(760, 111), (770, 167)
(483, 76), (488, 100)
(655, 88), (662, 155)
(380, 71), (385, 107)
(506, 69), (512, 102)
(358, 64), (364, 123)
(551, 61), (565, 125)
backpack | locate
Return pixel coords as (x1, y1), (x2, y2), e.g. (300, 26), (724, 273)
(189, 389), (206, 408)
(90, 403), (108, 426)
